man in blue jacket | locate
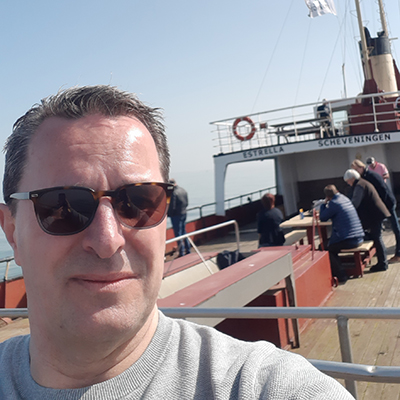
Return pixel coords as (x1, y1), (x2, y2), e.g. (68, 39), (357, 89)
(320, 184), (364, 283)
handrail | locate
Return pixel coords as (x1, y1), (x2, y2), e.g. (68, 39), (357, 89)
(2, 305), (400, 398)
(185, 186), (276, 221)
(210, 90), (400, 124)
(0, 256), (15, 281)
(309, 359), (400, 384)
(157, 306), (400, 399)
(210, 90), (400, 155)
(166, 220), (240, 259)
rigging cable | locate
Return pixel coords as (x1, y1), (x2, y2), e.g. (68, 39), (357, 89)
(318, 12), (347, 100)
(293, 18), (312, 106)
(251, 0), (295, 113)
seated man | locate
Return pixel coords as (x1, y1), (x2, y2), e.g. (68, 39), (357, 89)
(319, 185), (364, 283)
(257, 193), (285, 248)
(344, 169), (391, 272)
(0, 86), (353, 399)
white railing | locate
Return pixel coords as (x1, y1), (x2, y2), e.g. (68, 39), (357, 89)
(0, 256), (15, 281)
(166, 220), (240, 270)
(210, 90), (400, 155)
(185, 186), (277, 222)
(2, 305), (400, 398)
(159, 306), (400, 399)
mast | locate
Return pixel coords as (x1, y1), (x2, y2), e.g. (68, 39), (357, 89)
(378, 0), (388, 36)
(354, 0), (372, 80)
(354, 0), (397, 94)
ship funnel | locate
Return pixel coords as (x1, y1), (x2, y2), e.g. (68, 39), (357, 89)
(361, 27), (398, 94)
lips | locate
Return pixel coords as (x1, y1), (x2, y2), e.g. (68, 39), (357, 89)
(70, 273), (137, 292)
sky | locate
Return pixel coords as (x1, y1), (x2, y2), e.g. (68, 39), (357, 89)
(1, 0), (400, 203)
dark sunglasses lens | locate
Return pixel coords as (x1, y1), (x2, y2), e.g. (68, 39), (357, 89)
(115, 184), (168, 228)
(34, 188), (96, 235)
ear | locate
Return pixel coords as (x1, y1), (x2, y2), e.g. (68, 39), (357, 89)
(0, 203), (19, 261)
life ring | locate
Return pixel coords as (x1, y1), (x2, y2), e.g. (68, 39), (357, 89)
(232, 116), (256, 141)
(395, 96), (400, 110)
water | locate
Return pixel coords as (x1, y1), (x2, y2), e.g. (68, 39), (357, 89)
(0, 230), (21, 279)
(170, 160), (276, 222)
(0, 161), (276, 279)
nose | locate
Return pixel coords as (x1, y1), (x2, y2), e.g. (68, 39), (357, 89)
(81, 198), (125, 259)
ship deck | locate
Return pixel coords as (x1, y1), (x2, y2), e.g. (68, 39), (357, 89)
(1, 225), (400, 398)
(183, 223), (400, 399)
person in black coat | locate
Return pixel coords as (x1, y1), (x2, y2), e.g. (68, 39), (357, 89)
(257, 193), (285, 248)
(351, 159), (400, 264)
(344, 169), (391, 272)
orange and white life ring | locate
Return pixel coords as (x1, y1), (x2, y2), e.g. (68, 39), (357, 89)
(232, 116), (256, 141)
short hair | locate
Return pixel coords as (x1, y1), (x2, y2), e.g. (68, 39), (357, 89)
(3, 85), (170, 211)
(324, 184), (338, 199)
(366, 157), (375, 165)
(261, 193), (275, 210)
(351, 159), (365, 169)
(343, 169), (360, 181)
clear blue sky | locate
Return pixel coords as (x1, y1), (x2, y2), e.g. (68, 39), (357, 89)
(1, 0), (400, 186)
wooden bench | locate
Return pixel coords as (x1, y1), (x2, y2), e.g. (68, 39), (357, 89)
(284, 230), (307, 246)
(339, 240), (376, 278)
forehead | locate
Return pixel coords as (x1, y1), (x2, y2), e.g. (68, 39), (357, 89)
(21, 114), (161, 190)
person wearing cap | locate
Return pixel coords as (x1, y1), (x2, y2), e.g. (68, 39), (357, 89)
(366, 157), (389, 182)
(0, 85), (355, 399)
(167, 179), (191, 257)
(344, 169), (391, 272)
(351, 159), (400, 264)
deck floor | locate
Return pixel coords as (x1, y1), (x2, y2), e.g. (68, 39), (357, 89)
(195, 223), (400, 399)
(2, 224), (400, 398)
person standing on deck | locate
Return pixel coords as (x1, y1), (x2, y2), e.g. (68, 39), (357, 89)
(351, 159), (400, 264)
(319, 185), (364, 283)
(344, 169), (391, 272)
(366, 156), (389, 182)
(257, 193), (285, 248)
(0, 86), (354, 399)
(167, 179), (191, 257)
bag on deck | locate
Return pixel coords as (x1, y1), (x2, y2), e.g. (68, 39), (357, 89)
(217, 250), (244, 270)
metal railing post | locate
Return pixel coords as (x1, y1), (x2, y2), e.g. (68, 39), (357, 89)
(372, 96), (379, 132)
(337, 315), (358, 399)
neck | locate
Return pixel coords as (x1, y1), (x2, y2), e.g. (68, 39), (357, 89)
(29, 306), (159, 389)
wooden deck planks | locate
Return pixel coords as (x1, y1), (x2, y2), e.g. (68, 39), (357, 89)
(290, 230), (400, 399)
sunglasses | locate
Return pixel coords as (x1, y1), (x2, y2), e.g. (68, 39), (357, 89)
(9, 182), (174, 236)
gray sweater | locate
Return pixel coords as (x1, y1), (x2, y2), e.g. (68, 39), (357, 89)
(0, 312), (354, 399)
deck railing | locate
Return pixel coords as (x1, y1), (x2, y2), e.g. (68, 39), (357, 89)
(2, 305), (400, 399)
(210, 90), (400, 155)
(184, 185), (277, 222)
(159, 306), (400, 399)
(0, 256), (16, 281)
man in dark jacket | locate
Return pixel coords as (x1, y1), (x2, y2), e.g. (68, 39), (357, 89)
(320, 185), (364, 283)
(351, 159), (400, 263)
(168, 179), (191, 257)
(344, 169), (391, 272)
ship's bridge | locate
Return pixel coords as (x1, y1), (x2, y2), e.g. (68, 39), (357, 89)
(211, 91), (400, 216)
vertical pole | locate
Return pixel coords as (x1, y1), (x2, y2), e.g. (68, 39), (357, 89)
(337, 316), (358, 399)
(377, 0), (388, 36)
(372, 96), (379, 132)
(354, 0), (372, 80)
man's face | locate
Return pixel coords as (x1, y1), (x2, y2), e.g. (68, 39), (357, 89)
(4, 115), (166, 343)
